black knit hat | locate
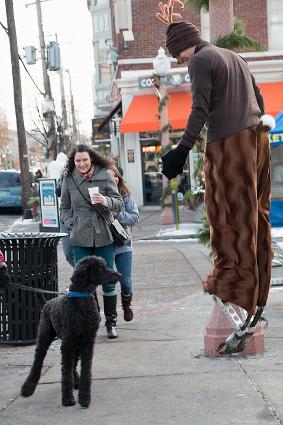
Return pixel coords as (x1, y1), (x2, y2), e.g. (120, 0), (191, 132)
(166, 21), (202, 58)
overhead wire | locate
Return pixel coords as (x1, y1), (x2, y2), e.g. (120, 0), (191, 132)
(0, 20), (45, 96)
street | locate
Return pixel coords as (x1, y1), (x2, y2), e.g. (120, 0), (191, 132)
(0, 210), (21, 233)
(0, 210), (283, 424)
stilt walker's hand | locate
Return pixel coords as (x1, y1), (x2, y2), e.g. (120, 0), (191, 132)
(162, 144), (190, 180)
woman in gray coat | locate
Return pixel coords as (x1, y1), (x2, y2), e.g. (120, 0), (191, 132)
(60, 144), (124, 339)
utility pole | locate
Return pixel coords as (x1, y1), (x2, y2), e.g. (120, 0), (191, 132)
(5, 0), (31, 208)
(66, 69), (79, 143)
(59, 68), (68, 131)
(35, 0), (57, 159)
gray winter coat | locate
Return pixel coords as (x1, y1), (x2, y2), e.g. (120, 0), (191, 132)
(60, 167), (123, 248)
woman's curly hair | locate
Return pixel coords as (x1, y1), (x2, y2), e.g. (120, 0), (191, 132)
(65, 144), (111, 176)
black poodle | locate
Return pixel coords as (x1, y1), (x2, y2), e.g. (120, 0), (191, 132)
(21, 255), (120, 408)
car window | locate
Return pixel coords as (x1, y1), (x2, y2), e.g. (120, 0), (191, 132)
(0, 172), (21, 187)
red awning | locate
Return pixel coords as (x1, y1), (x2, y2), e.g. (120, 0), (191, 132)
(258, 82), (283, 117)
(120, 91), (192, 133)
(120, 82), (283, 134)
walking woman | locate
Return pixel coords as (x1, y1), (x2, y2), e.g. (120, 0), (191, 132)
(108, 165), (139, 322)
(60, 144), (124, 339)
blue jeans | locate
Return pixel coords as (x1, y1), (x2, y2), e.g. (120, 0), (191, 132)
(115, 251), (133, 296)
(73, 244), (116, 295)
(60, 222), (75, 267)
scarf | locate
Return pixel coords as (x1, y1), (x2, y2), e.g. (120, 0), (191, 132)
(76, 164), (95, 180)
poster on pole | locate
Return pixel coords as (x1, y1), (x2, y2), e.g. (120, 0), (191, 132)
(39, 179), (59, 230)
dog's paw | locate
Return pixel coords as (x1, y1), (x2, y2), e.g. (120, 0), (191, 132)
(78, 395), (91, 408)
(62, 396), (76, 407)
(21, 382), (36, 397)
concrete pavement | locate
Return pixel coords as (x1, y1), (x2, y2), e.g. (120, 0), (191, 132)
(0, 208), (283, 424)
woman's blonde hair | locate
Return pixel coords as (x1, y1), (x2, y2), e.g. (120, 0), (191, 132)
(108, 164), (132, 196)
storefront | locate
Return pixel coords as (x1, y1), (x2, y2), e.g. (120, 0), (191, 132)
(116, 58), (283, 207)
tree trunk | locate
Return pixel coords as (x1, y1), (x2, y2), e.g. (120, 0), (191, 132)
(209, 0), (234, 42)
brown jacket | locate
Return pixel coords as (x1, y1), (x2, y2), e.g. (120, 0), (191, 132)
(180, 42), (264, 149)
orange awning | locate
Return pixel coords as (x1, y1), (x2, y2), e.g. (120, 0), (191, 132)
(120, 91), (192, 133)
(258, 82), (283, 117)
(120, 82), (283, 134)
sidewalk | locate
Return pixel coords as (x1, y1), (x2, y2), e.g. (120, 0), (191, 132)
(0, 209), (283, 424)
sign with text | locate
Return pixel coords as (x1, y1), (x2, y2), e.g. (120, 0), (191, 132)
(39, 179), (59, 229)
(269, 133), (283, 144)
(127, 149), (135, 163)
(138, 72), (190, 89)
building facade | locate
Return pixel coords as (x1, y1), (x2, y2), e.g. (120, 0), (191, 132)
(90, 0), (283, 206)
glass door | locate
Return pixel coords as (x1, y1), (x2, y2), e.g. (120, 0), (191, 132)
(141, 139), (162, 205)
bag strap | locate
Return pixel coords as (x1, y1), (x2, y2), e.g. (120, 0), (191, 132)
(71, 174), (113, 225)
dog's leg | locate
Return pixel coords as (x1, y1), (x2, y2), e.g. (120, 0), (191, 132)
(61, 343), (76, 406)
(21, 320), (55, 397)
(73, 349), (80, 390)
(78, 343), (94, 408)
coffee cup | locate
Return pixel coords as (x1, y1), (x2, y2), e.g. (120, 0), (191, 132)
(88, 187), (99, 203)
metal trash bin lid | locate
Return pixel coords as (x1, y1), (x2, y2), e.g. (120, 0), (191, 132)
(0, 232), (68, 240)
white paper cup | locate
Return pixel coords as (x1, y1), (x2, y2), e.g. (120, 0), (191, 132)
(88, 187), (99, 203)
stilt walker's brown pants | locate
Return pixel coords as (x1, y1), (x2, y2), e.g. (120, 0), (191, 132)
(202, 126), (272, 315)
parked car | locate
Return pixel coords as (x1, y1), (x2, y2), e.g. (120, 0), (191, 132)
(0, 170), (35, 209)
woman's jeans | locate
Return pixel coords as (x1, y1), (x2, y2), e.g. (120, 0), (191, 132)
(115, 251), (133, 296)
(60, 222), (75, 267)
(72, 244), (116, 295)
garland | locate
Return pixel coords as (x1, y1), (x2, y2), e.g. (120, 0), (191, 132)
(152, 73), (175, 209)
(151, 74), (172, 138)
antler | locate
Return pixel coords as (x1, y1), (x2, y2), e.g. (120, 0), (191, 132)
(156, 0), (184, 26)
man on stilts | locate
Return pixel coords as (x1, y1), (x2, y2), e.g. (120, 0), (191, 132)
(158, 0), (275, 353)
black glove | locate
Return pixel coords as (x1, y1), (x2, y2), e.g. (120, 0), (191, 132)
(162, 144), (190, 180)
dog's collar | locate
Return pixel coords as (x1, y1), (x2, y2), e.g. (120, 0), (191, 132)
(66, 291), (93, 298)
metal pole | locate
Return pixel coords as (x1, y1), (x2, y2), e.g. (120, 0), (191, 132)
(35, 0), (51, 97)
(66, 70), (78, 142)
(5, 0), (31, 208)
(160, 78), (174, 225)
(35, 0), (57, 159)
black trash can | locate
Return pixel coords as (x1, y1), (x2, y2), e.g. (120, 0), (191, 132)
(0, 232), (67, 345)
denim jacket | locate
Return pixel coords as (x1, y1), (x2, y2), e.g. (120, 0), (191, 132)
(115, 194), (139, 255)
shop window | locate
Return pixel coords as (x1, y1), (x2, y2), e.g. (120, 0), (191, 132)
(200, 8), (210, 42)
(267, 0), (283, 50)
(98, 63), (112, 83)
(141, 136), (189, 205)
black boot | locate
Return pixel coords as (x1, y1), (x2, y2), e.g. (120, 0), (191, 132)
(103, 295), (118, 339)
(121, 293), (133, 322)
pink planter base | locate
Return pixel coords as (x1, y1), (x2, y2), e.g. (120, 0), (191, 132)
(160, 206), (174, 225)
(204, 301), (264, 357)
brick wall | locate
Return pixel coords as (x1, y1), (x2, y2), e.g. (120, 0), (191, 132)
(111, 0), (200, 59)
(234, 0), (268, 49)
(112, 0), (269, 75)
